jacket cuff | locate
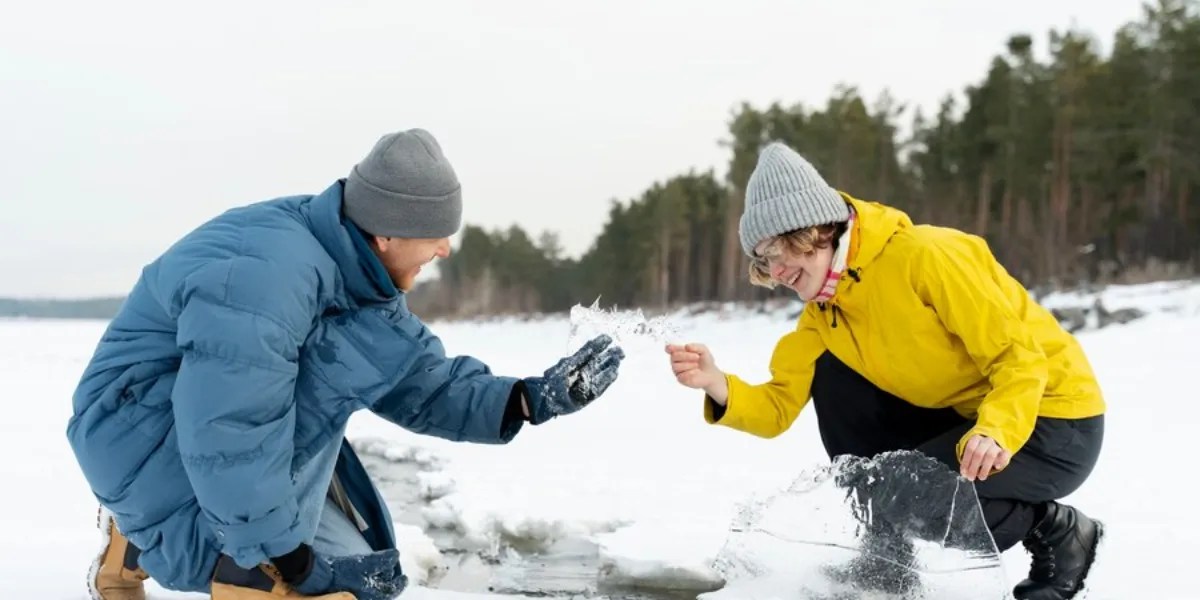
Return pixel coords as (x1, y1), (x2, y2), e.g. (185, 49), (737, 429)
(271, 543), (313, 584)
(292, 552), (335, 595)
(704, 396), (727, 422)
(702, 373), (739, 425)
(214, 499), (304, 570)
(502, 381), (529, 436)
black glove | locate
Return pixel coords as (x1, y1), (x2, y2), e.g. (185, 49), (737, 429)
(519, 334), (625, 425)
(274, 543), (407, 600)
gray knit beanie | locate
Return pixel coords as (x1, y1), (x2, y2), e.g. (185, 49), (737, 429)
(738, 142), (851, 256)
(344, 128), (463, 239)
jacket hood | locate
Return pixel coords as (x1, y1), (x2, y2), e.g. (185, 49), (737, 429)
(843, 193), (913, 275)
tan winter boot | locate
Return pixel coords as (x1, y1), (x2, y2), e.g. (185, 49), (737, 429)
(210, 555), (356, 599)
(88, 507), (149, 600)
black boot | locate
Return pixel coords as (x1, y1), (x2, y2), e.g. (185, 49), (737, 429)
(1013, 502), (1103, 600)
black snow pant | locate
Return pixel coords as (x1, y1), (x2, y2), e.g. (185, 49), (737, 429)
(809, 351), (1104, 553)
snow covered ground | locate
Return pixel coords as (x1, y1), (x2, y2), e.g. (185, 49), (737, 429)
(2, 279), (1194, 599)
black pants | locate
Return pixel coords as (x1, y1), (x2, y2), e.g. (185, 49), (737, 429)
(810, 351), (1104, 552)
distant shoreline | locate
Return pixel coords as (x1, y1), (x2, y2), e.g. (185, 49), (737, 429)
(0, 297), (126, 320)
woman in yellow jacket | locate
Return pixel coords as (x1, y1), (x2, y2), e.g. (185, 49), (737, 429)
(667, 142), (1104, 600)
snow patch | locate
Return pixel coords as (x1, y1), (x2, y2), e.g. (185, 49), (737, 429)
(1039, 279), (1200, 315)
(418, 471), (457, 502)
(395, 522), (446, 587)
(403, 588), (540, 599)
(352, 437), (448, 471)
(593, 521), (728, 592)
(421, 492), (630, 558)
(598, 553), (724, 592)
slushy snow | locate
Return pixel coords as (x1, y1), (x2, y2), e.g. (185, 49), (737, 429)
(2, 280), (1194, 598)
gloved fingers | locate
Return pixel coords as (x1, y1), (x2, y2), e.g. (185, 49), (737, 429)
(563, 342), (624, 399)
(367, 559), (408, 598)
(570, 338), (622, 377)
(591, 346), (625, 377)
(576, 352), (622, 399)
(599, 344), (626, 363)
(358, 549), (401, 573)
(566, 334), (614, 368)
(588, 363), (621, 397)
(364, 568), (407, 598)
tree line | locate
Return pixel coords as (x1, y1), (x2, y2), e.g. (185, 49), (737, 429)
(408, 0), (1200, 320)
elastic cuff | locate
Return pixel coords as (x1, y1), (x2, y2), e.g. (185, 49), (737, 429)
(216, 500), (302, 570)
(521, 378), (554, 426)
(505, 382), (529, 423)
(271, 543), (312, 584)
(292, 553), (335, 595)
(705, 396), (727, 422)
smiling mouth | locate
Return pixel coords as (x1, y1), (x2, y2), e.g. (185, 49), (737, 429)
(786, 271), (801, 287)
(412, 255), (438, 275)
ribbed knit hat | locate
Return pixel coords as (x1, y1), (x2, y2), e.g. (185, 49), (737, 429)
(738, 142), (851, 256)
(344, 128), (463, 239)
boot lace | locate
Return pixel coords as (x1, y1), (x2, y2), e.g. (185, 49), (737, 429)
(1023, 529), (1057, 581)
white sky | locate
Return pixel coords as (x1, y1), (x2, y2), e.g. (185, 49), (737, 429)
(1, 0), (1146, 298)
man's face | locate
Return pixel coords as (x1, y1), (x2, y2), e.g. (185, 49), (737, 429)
(368, 235), (451, 292)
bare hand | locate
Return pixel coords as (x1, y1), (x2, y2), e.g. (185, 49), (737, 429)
(665, 343), (728, 404)
(960, 434), (1011, 481)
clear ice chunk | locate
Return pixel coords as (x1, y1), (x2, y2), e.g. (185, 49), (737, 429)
(708, 450), (1011, 600)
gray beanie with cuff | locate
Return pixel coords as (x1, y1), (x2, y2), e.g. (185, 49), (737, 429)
(344, 128), (463, 239)
(738, 142), (851, 256)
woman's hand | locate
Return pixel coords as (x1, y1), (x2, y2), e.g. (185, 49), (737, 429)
(665, 343), (729, 405)
(960, 434), (1011, 481)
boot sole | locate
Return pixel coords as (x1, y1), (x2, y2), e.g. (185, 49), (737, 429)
(1072, 518), (1105, 599)
(87, 506), (114, 600)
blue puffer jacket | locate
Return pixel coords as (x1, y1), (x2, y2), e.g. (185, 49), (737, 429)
(66, 180), (523, 592)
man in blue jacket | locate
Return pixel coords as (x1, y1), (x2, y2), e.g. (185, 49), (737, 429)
(67, 128), (626, 600)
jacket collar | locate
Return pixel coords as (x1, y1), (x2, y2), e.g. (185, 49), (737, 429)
(813, 193), (913, 327)
(303, 179), (401, 307)
(841, 192), (912, 274)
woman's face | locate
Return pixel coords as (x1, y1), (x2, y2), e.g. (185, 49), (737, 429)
(753, 236), (835, 301)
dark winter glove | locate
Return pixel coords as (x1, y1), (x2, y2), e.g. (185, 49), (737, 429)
(276, 544), (407, 600)
(520, 334), (625, 425)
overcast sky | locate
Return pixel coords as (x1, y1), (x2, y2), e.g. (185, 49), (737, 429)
(1, 0), (1146, 298)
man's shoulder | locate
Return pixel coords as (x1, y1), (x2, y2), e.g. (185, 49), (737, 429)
(150, 196), (340, 317)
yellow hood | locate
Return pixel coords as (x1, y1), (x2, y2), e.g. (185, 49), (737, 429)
(843, 194), (913, 274)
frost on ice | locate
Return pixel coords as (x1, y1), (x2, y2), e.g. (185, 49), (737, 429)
(705, 450), (1010, 600)
(566, 299), (680, 354)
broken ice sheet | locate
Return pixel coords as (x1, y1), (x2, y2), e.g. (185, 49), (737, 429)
(706, 450), (1010, 600)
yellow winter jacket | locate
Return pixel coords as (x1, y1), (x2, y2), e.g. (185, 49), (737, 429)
(707, 194), (1106, 464)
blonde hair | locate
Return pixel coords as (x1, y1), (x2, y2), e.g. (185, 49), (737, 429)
(747, 222), (843, 289)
